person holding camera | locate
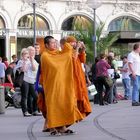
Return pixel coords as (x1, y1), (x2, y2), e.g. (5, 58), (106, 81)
(66, 36), (92, 117)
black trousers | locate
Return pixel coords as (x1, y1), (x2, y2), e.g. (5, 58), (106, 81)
(20, 81), (38, 114)
(96, 76), (111, 105)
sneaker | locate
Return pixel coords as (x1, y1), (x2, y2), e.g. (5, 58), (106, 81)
(132, 102), (140, 106)
(23, 112), (32, 117)
(124, 95), (129, 100)
(103, 101), (109, 105)
(32, 111), (42, 116)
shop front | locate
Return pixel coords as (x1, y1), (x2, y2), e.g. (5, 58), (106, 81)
(0, 16), (6, 58)
(16, 13), (50, 58)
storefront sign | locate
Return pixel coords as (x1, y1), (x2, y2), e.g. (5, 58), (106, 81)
(120, 31), (140, 39)
(135, 33), (140, 38)
(17, 29), (49, 37)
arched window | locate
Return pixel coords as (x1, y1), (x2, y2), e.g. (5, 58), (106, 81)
(0, 16), (5, 28)
(62, 15), (92, 31)
(18, 14), (49, 30)
(108, 16), (140, 31)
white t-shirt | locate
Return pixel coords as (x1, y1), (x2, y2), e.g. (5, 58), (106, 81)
(121, 63), (130, 79)
(16, 59), (38, 84)
(127, 51), (140, 76)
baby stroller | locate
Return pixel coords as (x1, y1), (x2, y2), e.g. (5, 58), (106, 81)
(0, 83), (21, 108)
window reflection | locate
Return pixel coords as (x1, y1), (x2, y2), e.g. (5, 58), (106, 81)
(18, 14), (49, 30)
(108, 17), (140, 31)
(62, 16), (92, 31)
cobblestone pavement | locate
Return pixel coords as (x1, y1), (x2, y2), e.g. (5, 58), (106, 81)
(0, 96), (140, 140)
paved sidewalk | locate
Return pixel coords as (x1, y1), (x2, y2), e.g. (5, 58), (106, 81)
(0, 99), (140, 140)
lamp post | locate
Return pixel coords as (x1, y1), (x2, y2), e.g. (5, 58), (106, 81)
(87, 0), (102, 60)
(24, 0), (44, 46)
(33, 0), (36, 46)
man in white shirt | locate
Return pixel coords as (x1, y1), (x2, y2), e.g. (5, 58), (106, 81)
(128, 43), (140, 106)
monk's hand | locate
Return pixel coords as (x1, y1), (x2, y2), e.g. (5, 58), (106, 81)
(72, 50), (78, 59)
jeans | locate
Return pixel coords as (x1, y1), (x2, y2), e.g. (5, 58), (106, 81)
(113, 79), (117, 100)
(122, 78), (131, 99)
(130, 75), (140, 103)
(21, 81), (38, 114)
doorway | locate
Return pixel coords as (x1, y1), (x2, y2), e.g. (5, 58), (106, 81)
(0, 38), (5, 57)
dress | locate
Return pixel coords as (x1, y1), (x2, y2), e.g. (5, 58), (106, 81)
(40, 43), (83, 128)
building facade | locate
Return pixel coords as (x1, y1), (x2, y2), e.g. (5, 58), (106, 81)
(0, 0), (140, 60)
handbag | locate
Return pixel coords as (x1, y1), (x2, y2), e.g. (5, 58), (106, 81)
(14, 70), (24, 87)
(104, 76), (113, 87)
(114, 72), (120, 79)
(88, 84), (97, 96)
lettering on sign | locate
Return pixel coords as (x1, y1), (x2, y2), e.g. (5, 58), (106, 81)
(135, 33), (140, 38)
(17, 30), (49, 37)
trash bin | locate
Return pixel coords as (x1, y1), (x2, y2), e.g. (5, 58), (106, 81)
(0, 86), (5, 114)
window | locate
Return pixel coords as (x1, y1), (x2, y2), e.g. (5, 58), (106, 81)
(62, 16), (92, 31)
(108, 17), (140, 31)
(18, 14), (49, 30)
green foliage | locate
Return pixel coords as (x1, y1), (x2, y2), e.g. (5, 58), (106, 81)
(73, 21), (119, 62)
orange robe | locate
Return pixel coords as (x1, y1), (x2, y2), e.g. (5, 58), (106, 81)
(73, 52), (92, 117)
(40, 43), (83, 128)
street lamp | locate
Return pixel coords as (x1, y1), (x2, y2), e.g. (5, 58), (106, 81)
(87, 0), (102, 60)
(32, 0), (36, 46)
(24, 0), (45, 46)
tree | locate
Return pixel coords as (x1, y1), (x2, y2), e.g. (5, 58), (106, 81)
(73, 21), (119, 62)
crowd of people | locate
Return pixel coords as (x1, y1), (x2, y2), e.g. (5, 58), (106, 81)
(0, 44), (41, 117)
(0, 36), (92, 136)
(0, 35), (140, 136)
(90, 42), (140, 107)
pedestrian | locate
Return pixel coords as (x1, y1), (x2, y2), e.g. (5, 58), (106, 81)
(96, 53), (112, 105)
(128, 43), (140, 106)
(33, 43), (42, 114)
(40, 35), (83, 135)
(17, 47), (39, 116)
(0, 57), (6, 84)
(5, 62), (16, 86)
(26, 46), (40, 116)
(108, 52), (119, 103)
(91, 56), (100, 104)
(119, 56), (131, 100)
(2, 56), (9, 69)
(11, 54), (18, 64)
(34, 43), (41, 64)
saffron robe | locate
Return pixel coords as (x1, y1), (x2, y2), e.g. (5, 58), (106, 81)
(40, 43), (83, 128)
(73, 52), (92, 117)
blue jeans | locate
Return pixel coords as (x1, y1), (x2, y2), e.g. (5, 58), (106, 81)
(130, 75), (140, 102)
(122, 78), (131, 99)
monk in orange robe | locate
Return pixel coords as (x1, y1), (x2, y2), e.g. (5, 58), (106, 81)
(39, 36), (83, 135)
(66, 36), (92, 117)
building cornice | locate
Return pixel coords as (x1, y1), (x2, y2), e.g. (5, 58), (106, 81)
(21, 0), (48, 12)
(112, 2), (140, 16)
(102, 0), (140, 4)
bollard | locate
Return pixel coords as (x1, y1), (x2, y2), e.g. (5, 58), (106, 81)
(0, 86), (5, 114)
